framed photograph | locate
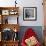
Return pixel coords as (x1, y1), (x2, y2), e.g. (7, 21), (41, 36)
(23, 7), (37, 21)
(2, 10), (9, 15)
(9, 10), (18, 15)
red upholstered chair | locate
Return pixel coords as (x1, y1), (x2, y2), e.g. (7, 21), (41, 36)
(21, 28), (41, 46)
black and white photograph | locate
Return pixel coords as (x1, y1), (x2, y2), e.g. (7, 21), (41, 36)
(23, 7), (37, 21)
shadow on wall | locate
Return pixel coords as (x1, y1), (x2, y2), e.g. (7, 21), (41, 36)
(18, 26), (44, 44)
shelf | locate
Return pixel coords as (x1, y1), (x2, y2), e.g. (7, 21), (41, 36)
(1, 40), (19, 46)
(0, 7), (19, 46)
(0, 24), (20, 32)
(0, 7), (19, 16)
(2, 40), (19, 43)
(1, 15), (18, 24)
(0, 7), (19, 24)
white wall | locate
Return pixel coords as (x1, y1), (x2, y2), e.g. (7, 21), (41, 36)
(0, 0), (44, 26)
(18, 0), (44, 26)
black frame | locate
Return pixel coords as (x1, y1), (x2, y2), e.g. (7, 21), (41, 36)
(23, 7), (37, 21)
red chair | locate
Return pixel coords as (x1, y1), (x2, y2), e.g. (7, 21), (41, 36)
(21, 28), (41, 46)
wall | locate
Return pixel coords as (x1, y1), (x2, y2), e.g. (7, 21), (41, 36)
(18, 0), (44, 26)
(0, 0), (44, 26)
(18, 26), (43, 44)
